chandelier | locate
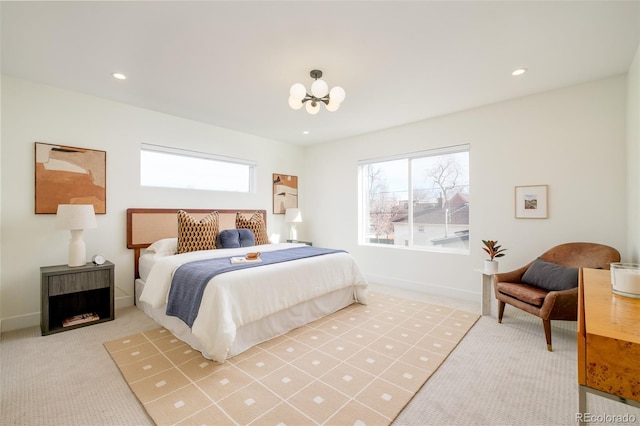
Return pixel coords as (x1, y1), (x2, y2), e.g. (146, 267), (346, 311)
(288, 70), (346, 115)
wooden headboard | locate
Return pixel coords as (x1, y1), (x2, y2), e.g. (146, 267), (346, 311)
(126, 208), (267, 278)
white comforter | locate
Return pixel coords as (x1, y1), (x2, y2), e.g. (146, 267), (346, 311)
(140, 243), (368, 361)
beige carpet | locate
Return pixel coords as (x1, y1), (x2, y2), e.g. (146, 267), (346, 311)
(104, 291), (479, 425)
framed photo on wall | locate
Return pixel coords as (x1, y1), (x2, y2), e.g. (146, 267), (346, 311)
(273, 173), (298, 214)
(515, 185), (548, 219)
(35, 142), (107, 214)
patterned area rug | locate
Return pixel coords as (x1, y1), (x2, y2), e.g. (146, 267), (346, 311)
(104, 291), (479, 425)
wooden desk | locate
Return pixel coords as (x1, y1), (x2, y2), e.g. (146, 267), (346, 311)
(577, 268), (640, 422)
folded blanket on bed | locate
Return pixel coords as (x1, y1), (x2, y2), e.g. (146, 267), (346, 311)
(166, 246), (346, 327)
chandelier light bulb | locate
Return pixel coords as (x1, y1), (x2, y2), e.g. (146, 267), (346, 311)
(329, 86), (346, 104)
(305, 101), (320, 115)
(325, 99), (340, 112)
(311, 79), (329, 98)
(290, 83), (307, 101)
(288, 96), (304, 110)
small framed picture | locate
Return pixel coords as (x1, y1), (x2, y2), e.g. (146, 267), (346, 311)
(515, 185), (548, 219)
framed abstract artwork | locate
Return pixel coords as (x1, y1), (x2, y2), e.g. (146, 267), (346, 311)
(272, 173), (298, 214)
(35, 142), (107, 214)
(515, 185), (548, 219)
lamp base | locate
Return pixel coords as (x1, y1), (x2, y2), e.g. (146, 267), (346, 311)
(68, 229), (87, 267)
(289, 224), (298, 242)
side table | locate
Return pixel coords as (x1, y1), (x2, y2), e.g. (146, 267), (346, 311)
(474, 268), (494, 316)
(41, 261), (114, 335)
(287, 240), (313, 246)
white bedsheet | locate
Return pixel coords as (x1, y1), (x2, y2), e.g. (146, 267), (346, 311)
(139, 243), (368, 362)
(138, 252), (156, 282)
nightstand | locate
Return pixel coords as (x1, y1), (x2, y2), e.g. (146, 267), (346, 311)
(40, 261), (114, 335)
(287, 240), (313, 246)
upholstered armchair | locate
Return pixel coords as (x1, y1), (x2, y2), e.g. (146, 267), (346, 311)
(492, 242), (620, 351)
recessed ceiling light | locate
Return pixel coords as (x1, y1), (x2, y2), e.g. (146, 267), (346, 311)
(112, 72), (127, 80)
(512, 68), (527, 76)
(303, 131), (309, 135)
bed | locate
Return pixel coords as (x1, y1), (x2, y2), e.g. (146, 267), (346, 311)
(126, 208), (368, 362)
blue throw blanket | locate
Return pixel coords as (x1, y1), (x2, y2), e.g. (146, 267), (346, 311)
(166, 246), (346, 327)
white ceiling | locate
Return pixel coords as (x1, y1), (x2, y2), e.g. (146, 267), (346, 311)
(2, 1), (639, 146)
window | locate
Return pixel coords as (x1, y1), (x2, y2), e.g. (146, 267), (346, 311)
(359, 144), (470, 252)
(140, 144), (256, 192)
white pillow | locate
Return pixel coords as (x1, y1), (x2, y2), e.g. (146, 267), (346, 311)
(145, 238), (178, 255)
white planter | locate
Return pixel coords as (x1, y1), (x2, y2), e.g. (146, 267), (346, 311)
(484, 260), (499, 274)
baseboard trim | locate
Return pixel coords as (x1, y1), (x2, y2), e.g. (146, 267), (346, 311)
(115, 295), (134, 310)
(0, 312), (40, 333)
(365, 273), (479, 303)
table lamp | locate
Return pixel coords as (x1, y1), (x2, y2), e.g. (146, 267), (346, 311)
(56, 204), (97, 267)
(285, 208), (302, 242)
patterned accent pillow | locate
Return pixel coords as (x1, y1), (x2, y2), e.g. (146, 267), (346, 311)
(177, 210), (219, 254)
(235, 211), (269, 245)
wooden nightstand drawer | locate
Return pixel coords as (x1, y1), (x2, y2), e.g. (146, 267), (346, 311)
(49, 269), (111, 296)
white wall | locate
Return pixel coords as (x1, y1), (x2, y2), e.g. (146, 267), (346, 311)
(627, 44), (640, 263)
(0, 76), (304, 331)
(304, 76), (629, 301)
(1, 73), (634, 332)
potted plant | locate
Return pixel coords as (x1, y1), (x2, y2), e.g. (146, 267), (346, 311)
(482, 240), (506, 274)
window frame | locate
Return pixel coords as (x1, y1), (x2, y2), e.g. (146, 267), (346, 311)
(358, 144), (470, 254)
(140, 143), (257, 193)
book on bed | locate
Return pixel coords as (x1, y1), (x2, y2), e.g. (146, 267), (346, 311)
(230, 256), (262, 264)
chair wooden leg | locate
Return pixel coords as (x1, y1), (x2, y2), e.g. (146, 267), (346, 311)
(497, 301), (505, 323)
(543, 319), (552, 351)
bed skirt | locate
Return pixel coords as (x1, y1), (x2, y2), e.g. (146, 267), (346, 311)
(134, 278), (361, 360)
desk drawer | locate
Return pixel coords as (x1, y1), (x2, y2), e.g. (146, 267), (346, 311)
(48, 269), (111, 296)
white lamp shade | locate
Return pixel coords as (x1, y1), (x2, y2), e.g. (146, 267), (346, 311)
(285, 208), (303, 223)
(329, 86), (346, 104)
(289, 83), (307, 101)
(288, 96), (304, 110)
(311, 79), (329, 98)
(56, 204), (97, 230)
(305, 102), (320, 115)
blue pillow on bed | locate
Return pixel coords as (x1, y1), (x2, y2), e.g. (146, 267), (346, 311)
(216, 229), (255, 249)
